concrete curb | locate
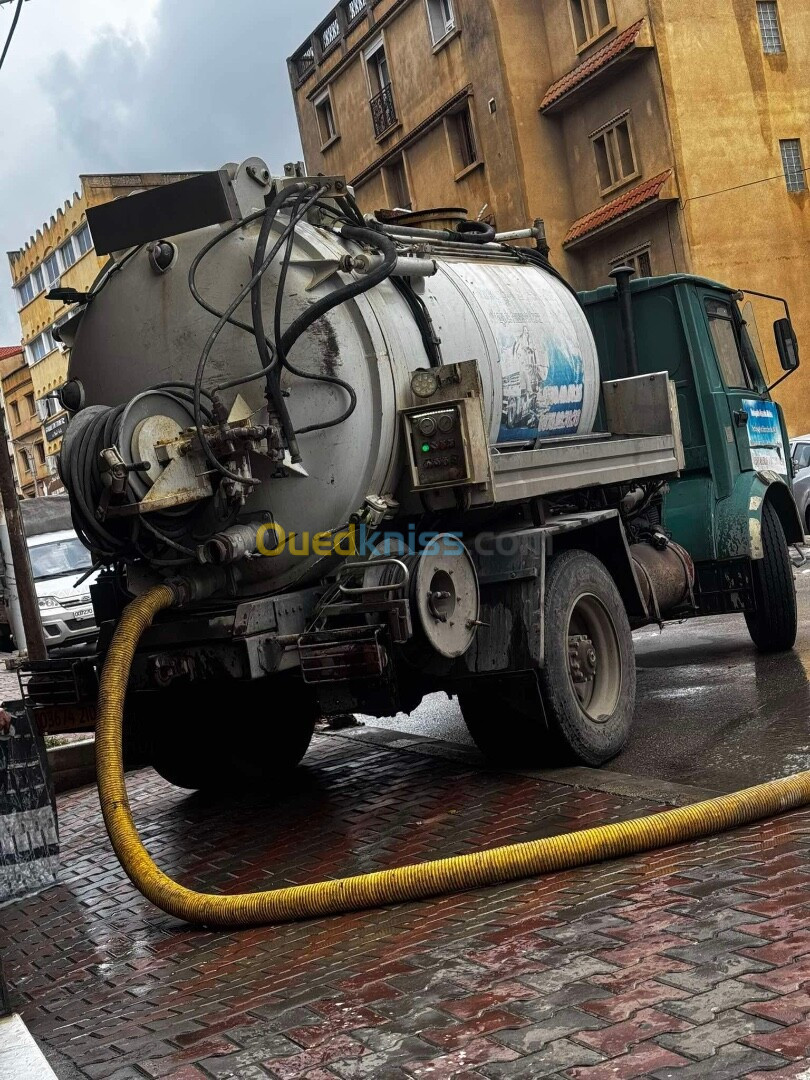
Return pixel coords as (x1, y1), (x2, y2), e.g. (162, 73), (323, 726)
(0, 1014), (58, 1079)
(47, 740), (95, 794)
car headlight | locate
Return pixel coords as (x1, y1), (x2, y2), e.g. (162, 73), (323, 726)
(37, 596), (60, 610)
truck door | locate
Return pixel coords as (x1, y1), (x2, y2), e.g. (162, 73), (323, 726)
(703, 296), (790, 480)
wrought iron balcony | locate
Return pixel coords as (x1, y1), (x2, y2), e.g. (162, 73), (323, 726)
(370, 83), (397, 138)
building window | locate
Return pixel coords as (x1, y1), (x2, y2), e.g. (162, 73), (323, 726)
(25, 392), (36, 418)
(426, 0), (456, 45)
(43, 252), (60, 288)
(592, 115), (638, 194)
(16, 276), (35, 308)
(9, 401), (20, 426)
(780, 139), (806, 192)
(447, 102), (479, 175)
(569, 0), (613, 50)
(27, 328), (56, 365)
(611, 246), (652, 278)
(35, 442), (46, 467)
(60, 236), (76, 270)
(76, 222), (93, 256)
(757, 2), (783, 53)
(314, 91), (338, 148)
(19, 449), (33, 477)
(366, 40), (397, 138)
(384, 156), (411, 210)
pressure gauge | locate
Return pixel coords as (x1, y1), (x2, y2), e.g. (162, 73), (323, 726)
(411, 369), (440, 399)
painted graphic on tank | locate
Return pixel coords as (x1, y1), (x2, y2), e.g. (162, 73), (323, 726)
(448, 263), (588, 445)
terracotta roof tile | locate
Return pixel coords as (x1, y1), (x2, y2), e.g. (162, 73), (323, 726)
(0, 347), (23, 362)
(540, 20), (647, 112)
(563, 170), (674, 246)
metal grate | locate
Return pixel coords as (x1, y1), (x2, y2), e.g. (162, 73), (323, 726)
(756, 1), (783, 53)
(321, 16), (340, 52)
(345, 0), (366, 22)
(780, 139), (806, 192)
(370, 82), (398, 138)
(294, 45), (315, 81)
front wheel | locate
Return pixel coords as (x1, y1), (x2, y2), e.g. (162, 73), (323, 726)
(745, 501), (797, 653)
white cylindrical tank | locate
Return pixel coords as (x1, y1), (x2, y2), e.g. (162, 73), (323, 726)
(66, 216), (599, 591)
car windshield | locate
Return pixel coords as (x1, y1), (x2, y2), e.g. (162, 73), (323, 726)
(28, 538), (93, 581)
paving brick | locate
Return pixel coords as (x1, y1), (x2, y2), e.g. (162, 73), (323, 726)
(579, 981), (689, 1023)
(573, 1006), (690, 1057)
(491, 1008), (606, 1053)
(663, 979), (776, 1023)
(419, 1009), (526, 1050)
(743, 955), (810, 994)
(657, 1011), (781, 1060)
(650, 1044), (791, 1079)
(436, 981), (536, 1020)
(746, 1065), (810, 1079)
(565, 1043), (692, 1079)
(406, 1037), (521, 1077)
(479, 1038), (603, 1077)
(743, 1019), (810, 1060)
(741, 987), (810, 1026)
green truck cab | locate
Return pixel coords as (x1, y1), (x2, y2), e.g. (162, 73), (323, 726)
(582, 273), (802, 645)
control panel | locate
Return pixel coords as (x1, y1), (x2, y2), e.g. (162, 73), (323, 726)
(408, 406), (470, 488)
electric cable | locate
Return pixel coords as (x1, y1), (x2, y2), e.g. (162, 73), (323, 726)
(0, 0), (24, 75)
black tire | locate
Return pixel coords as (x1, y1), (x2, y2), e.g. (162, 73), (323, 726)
(745, 501), (797, 653)
(458, 673), (547, 765)
(459, 550), (635, 767)
(129, 676), (317, 791)
(538, 550), (635, 766)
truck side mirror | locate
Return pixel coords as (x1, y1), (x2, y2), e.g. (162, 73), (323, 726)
(775, 318), (800, 372)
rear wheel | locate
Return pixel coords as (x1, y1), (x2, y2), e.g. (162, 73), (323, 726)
(129, 676), (317, 791)
(459, 550), (635, 767)
(745, 501), (797, 653)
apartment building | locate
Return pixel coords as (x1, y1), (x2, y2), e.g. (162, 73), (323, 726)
(6, 172), (193, 488)
(0, 346), (49, 497)
(289, 0), (810, 433)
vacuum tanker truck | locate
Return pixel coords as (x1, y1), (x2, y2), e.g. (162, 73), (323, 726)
(22, 158), (803, 790)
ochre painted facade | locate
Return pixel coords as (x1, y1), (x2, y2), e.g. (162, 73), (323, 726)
(0, 346), (48, 497)
(290, 0), (810, 433)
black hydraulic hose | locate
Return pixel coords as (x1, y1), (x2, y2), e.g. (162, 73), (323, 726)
(455, 220), (497, 244)
(252, 184), (318, 463)
(391, 277), (443, 368)
(280, 225), (398, 356)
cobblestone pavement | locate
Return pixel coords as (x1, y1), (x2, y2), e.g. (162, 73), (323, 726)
(3, 730), (810, 1078)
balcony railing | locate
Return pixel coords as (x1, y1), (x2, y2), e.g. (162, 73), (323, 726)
(346, 0), (366, 22)
(321, 16), (340, 53)
(294, 46), (315, 82)
(370, 83), (398, 138)
(292, 0), (370, 84)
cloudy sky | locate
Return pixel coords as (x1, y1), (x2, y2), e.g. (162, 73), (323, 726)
(0, 0), (328, 343)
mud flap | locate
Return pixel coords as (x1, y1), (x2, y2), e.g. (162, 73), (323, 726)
(0, 702), (59, 905)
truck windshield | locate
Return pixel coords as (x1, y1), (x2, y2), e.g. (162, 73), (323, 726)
(28, 538), (93, 581)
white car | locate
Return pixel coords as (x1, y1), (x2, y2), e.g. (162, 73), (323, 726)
(28, 530), (99, 647)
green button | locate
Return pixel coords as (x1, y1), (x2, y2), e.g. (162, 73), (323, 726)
(422, 444), (431, 453)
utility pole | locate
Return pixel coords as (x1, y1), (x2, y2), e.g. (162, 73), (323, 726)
(0, 407), (46, 660)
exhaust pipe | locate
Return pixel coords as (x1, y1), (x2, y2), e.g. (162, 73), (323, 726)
(609, 265), (639, 378)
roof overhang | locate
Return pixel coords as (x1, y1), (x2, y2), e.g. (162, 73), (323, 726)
(563, 170), (679, 249)
(540, 20), (654, 116)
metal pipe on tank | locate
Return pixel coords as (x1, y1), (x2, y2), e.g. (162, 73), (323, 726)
(609, 265), (640, 378)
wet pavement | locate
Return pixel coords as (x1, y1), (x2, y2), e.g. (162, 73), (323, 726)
(3, 565), (810, 1076)
(370, 560), (810, 794)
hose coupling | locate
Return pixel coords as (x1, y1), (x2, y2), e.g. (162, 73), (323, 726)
(197, 523), (266, 566)
(166, 565), (231, 606)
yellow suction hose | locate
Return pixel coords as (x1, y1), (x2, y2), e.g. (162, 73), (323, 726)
(96, 585), (810, 928)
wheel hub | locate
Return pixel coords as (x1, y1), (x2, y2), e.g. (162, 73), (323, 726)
(568, 634), (598, 685)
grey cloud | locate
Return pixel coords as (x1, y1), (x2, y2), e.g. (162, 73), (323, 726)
(1, 0), (328, 343)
